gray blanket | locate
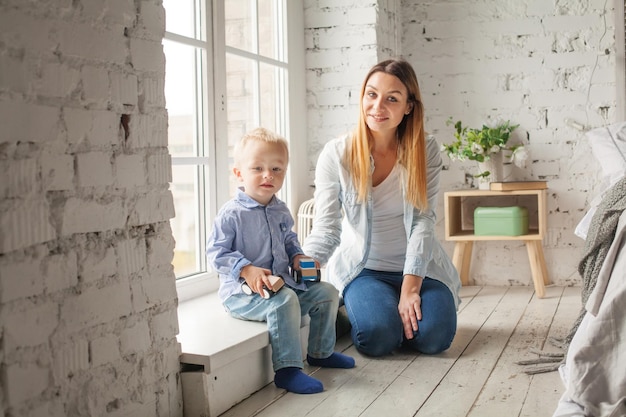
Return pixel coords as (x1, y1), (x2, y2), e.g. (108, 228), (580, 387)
(553, 210), (626, 417)
(519, 177), (626, 374)
(567, 176), (626, 346)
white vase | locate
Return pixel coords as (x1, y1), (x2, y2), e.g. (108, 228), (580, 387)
(476, 153), (503, 190)
(501, 149), (514, 182)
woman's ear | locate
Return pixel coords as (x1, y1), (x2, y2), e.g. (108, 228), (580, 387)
(405, 102), (413, 115)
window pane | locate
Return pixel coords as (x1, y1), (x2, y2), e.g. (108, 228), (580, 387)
(226, 53), (257, 197)
(226, 53), (257, 141)
(164, 41), (201, 158)
(225, 0), (254, 53)
(225, 0), (285, 61)
(171, 165), (203, 277)
(164, 0), (197, 39)
(259, 63), (284, 132)
(258, 0), (283, 60)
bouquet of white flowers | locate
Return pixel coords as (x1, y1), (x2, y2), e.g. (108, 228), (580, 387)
(441, 118), (527, 178)
(508, 145), (529, 169)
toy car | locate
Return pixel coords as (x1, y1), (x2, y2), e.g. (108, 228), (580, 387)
(241, 274), (284, 299)
(293, 257), (321, 283)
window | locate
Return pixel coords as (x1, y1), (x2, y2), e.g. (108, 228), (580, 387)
(163, 0), (306, 301)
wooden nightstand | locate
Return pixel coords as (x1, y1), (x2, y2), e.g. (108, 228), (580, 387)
(444, 189), (549, 298)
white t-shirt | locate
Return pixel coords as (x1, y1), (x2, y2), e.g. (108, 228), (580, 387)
(365, 164), (407, 271)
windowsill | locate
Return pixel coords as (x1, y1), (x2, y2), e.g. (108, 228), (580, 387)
(177, 291), (270, 372)
(175, 265), (322, 368)
(175, 272), (219, 303)
(175, 270), (333, 416)
(176, 272), (310, 373)
(176, 289), (281, 417)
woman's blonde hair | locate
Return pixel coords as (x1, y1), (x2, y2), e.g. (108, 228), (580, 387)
(346, 58), (428, 211)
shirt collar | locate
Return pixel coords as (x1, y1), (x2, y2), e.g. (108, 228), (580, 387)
(235, 187), (277, 209)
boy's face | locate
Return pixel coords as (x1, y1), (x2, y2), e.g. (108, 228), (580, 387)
(233, 140), (288, 205)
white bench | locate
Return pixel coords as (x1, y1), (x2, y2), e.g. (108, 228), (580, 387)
(177, 292), (310, 417)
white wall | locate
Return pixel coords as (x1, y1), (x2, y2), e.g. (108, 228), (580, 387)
(0, 1), (182, 416)
(303, 0), (617, 287)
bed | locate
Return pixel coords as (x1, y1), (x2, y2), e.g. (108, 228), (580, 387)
(552, 123), (626, 417)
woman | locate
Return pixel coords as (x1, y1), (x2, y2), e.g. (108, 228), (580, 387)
(303, 58), (461, 357)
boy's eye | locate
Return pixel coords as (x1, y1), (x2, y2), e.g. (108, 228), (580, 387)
(272, 167), (283, 173)
(251, 167), (262, 171)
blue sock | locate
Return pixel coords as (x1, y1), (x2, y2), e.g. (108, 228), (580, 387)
(274, 367), (323, 394)
(307, 352), (355, 369)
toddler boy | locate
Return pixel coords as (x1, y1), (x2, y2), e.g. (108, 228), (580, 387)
(206, 127), (354, 394)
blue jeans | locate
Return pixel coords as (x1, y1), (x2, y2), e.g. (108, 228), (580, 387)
(223, 281), (339, 371)
(343, 269), (457, 357)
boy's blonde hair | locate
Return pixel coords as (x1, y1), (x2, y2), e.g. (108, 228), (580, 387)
(233, 127), (290, 167)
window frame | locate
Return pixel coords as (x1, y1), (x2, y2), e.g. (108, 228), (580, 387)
(167, 0), (307, 302)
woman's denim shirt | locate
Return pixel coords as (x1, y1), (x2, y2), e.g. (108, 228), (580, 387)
(302, 134), (461, 308)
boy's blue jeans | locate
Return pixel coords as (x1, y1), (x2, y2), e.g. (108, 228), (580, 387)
(223, 281), (339, 371)
(343, 269), (457, 357)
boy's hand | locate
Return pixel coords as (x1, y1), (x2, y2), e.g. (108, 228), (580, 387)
(240, 265), (272, 295)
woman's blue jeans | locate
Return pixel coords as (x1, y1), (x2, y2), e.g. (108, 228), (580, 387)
(223, 281), (339, 371)
(343, 269), (457, 357)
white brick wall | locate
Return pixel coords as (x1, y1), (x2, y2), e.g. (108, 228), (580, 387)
(0, 1), (182, 416)
(304, 0), (618, 287)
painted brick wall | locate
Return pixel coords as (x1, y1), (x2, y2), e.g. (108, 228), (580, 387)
(0, 1), (182, 416)
(305, 0), (382, 163)
(304, 0), (617, 287)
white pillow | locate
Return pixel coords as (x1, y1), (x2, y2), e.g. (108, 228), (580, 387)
(574, 122), (626, 239)
(586, 122), (626, 183)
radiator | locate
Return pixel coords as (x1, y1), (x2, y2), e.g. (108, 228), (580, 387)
(297, 198), (315, 240)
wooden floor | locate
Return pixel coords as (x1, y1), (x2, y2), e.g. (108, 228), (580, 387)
(220, 285), (581, 417)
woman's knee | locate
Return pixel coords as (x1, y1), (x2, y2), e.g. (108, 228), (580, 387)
(407, 315), (457, 354)
(344, 279), (403, 356)
(415, 329), (455, 354)
(351, 320), (402, 357)
(414, 278), (457, 353)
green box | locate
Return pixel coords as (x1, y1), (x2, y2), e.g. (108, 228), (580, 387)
(474, 206), (529, 236)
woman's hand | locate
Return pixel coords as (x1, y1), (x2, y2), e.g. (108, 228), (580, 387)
(398, 274), (424, 339)
(240, 265), (272, 295)
(292, 254), (320, 269)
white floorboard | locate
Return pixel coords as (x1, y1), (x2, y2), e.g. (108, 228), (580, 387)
(219, 286), (582, 417)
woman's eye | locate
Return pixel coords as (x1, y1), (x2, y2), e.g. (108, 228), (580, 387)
(387, 96), (398, 102)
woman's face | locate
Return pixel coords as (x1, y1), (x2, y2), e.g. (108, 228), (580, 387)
(362, 71), (412, 137)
